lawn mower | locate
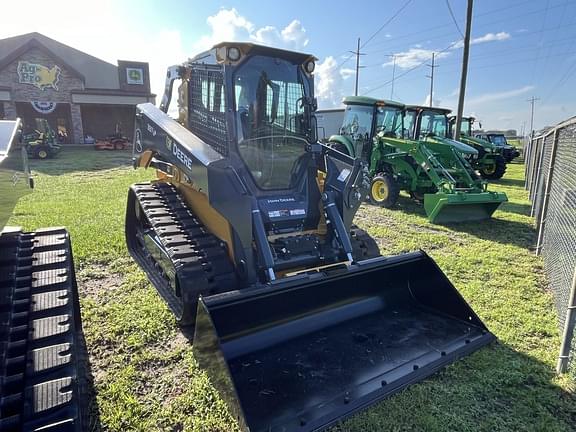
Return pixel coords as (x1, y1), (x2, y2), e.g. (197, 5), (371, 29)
(327, 96), (507, 223)
(0, 119), (83, 431)
(125, 43), (495, 432)
(21, 118), (61, 159)
(94, 123), (130, 150)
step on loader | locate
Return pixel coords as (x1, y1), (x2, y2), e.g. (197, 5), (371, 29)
(125, 43), (495, 432)
(449, 115), (507, 179)
(327, 97), (507, 223)
(0, 120), (84, 431)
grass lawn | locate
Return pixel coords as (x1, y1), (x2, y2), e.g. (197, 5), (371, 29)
(9, 150), (576, 431)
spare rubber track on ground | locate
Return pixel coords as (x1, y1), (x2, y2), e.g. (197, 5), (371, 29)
(0, 228), (83, 432)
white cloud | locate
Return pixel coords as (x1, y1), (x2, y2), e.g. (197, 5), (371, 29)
(383, 48), (450, 69)
(315, 56), (347, 108)
(467, 85), (535, 105)
(195, 8), (254, 50)
(340, 68), (356, 79)
(452, 32), (511, 49)
(195, 8), (308, 51)
(280, 20), (309, 49)
(423, 92), (442, 107)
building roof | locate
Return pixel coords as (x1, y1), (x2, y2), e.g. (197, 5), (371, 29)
(0, 32), (120, 89)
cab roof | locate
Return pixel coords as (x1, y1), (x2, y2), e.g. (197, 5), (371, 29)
(405, 105), (452, 114)
(342, 96), (405, 109)
(190, 42), (317, 65)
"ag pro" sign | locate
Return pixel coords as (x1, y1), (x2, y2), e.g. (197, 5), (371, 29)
(17, 61), (61, 91)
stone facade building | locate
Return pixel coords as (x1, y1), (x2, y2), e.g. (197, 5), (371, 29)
(0, 32), (155, 143)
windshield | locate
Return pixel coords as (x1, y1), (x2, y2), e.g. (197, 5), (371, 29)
(375, 106), (403, 138)
(419, 111), (448, 139)
(490, 135), (508, 146)
(460, 118), (471, 135)
(234, 55), (311, 190)
(340, 105), (373, 139)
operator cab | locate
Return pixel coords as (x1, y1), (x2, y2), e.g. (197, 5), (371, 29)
(338, 96), (405, 158)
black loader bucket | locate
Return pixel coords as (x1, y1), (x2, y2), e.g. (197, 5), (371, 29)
(193, 251), (494, 432)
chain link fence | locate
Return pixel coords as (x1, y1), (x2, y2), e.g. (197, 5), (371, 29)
(524, 117), (576, 374)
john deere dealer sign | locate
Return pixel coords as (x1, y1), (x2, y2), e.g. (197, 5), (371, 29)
(17, 61), (61, 91)
(126, 67), (144, 85)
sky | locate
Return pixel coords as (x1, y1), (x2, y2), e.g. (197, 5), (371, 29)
(2, 0), (575, 132)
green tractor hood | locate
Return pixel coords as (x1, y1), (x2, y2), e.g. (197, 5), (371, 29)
(425, 135), (478, 156)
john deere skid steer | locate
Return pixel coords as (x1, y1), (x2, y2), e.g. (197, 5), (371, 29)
(0, 120), (84, 431)
(449, 115), (507, 179)
(126, 43), (495, 432)
(328, 96), (507, 223)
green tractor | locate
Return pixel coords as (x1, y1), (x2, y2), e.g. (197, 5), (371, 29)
(404, 106), (506, 180)
(475, 132), (521, 163)
(22, 118), (61, 159)
(327, 96), (507, 223)
(449, 115), (507, 179)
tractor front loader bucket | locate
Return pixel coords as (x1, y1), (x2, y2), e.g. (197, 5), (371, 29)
(193, 252), (494, 432)
(424, 191), (507, 224)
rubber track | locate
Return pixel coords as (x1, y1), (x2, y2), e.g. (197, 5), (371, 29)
(130, 182), (237, 318)
(0, 228), (82, 432)
(350, 226), (381, 260)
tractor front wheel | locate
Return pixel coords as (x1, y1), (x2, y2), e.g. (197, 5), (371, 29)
(34, 146), (49, 160)
(480, 156), (506, 180)
(370, 173), (399, 208)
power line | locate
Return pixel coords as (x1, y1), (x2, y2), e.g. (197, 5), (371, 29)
(446, 0), (464, 38)
(364, 40), (461, 95)
(337, 0), (414, 69)
(364, 0), (574, 54)
(361, 0), (414, 48)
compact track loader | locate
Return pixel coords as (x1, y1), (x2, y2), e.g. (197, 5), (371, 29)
(328, 97), (507, 223)
(0, 120), (84, 431)
(449, 115), (507, 179)
(126, 43), (495, 432)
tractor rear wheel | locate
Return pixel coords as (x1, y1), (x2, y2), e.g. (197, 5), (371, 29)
(370, 173), (399, 208)
(480, 156), (506, 180)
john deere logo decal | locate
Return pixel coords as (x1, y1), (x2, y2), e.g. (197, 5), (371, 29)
(126, 67), (144, 85)
(17, 61), (61, 91)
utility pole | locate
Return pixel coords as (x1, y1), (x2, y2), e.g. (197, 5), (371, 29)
(426, 53), (438, 107)
(527, 96), (540, 137)
(350, 38), (366, 96)
(454, 0), (474, 141)
(390, 55), (397, 100)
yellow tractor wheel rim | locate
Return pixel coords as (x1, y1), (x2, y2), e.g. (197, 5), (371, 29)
(371, 179), (389, 202)
(484, 163), (496, 175)
(38, 150), (48, 159)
